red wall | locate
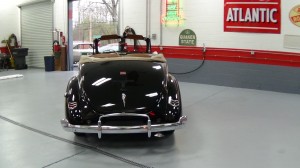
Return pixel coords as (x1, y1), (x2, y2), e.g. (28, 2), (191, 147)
(151, 46), (300, 68)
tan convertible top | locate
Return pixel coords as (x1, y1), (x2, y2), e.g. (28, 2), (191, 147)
(79, 53), (166, 64)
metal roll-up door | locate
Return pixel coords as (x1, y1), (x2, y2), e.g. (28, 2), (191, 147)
(20, 1), (53, 68)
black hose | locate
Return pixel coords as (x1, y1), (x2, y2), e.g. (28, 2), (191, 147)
(170, 51), (206, 75)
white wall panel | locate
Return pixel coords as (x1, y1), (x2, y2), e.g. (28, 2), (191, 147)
(149, 0), (161, 46)
(120, 0), (300, 53)
(284, 35), (300, 50)
(0, 2), (21, 47)
(120, 0), (147, 35)
(53, 0), (68, 34)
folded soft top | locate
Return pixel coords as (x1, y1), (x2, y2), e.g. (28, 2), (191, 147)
(79, 53), (167, 63)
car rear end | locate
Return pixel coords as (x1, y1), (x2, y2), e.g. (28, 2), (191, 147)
(61, 55), (186, 138)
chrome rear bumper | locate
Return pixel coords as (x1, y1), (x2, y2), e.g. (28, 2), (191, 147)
(60, 113), (187, 138)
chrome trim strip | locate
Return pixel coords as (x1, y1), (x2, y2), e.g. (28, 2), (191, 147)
(60, 113), (187, 138)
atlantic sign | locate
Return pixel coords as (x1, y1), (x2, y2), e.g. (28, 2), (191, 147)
(224, 0), (281, 34)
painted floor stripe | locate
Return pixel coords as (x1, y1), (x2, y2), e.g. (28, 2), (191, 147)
(0, 115), (153, 168)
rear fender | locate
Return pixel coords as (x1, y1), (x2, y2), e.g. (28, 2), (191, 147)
(166, 74), (182, 122)
(65, 76), (83, 124)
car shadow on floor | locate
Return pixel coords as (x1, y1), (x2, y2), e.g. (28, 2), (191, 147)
(73, 133), (176, 151)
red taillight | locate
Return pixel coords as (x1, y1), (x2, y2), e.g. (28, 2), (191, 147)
(120, 71), (126, 75)
(149, 111), (156, 117)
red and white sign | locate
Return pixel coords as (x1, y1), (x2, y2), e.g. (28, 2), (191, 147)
(224, 0), (281, 34)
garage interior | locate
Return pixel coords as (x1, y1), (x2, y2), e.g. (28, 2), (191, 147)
(1, 69), (300, 168)
(1, 0), (300, 168)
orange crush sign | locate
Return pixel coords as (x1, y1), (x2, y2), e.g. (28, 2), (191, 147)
(289, 5), (300, 27)
(224, 0), (281, 34)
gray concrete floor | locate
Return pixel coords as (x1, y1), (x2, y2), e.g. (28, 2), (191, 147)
(1, 68), (300, 168)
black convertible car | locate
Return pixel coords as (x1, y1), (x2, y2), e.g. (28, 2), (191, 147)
(61, 34), (187, 138)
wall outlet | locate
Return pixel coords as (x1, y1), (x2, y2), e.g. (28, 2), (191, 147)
(152, 34), (157, 40)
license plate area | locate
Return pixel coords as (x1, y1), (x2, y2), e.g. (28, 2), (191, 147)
(101, 116), (148, 126)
